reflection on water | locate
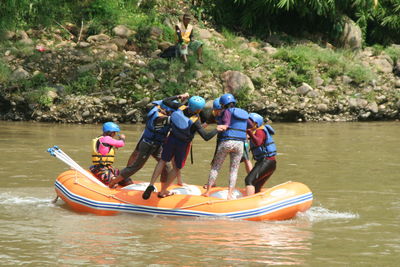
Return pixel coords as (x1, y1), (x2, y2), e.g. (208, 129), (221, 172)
(53, 214), (313, 266)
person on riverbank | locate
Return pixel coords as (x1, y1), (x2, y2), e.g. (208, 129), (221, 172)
(108, 94), (190, 188)
(175, 13), (204, 63)
(202, 93), (251, 200)
(90, 122), (132, 187)
(244, 113), (277, 195)
(142, 96), (227, 199)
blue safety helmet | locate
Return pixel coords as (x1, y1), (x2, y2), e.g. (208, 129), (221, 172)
(249, 113), (264, 127)
(219, 93), (236, 106)
(213, 97), (222, 110)
(188, 96), (206, 112)
(103, 122), (120, 133)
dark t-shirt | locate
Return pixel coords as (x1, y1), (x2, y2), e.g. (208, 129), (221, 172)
(162, 96), (217, 141)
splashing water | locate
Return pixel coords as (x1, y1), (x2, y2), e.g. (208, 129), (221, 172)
(296, 206), (359, 222)
(0, 192), (52, 206)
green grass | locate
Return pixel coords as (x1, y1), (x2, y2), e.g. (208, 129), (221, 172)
(0, 58), (11, 84)
(384, 45), (400, 64)
(24, 86), (54, 107)
(272, 45), (375, 87)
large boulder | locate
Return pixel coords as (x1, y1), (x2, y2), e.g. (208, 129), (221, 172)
(221, 71), (255, 95)
(339, 16), (362, 50)
(87, 34), (111, 43)
(11, 67), (30, 80)
(150, 27), (163, 40)
(371, 55), (394, 73)
(197, 28), (213, 39)
(297, 83), (313, 95)
(112, 25), (134, 38)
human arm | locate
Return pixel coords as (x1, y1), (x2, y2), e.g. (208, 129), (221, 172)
(100, 136), (125, 148)
(162, 93), (190, 110)
(246, 129), (266, 147)
(193, 120), (218, 141)
(175, 25), (183, 44)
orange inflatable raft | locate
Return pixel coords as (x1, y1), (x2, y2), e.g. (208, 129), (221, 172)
(55, 169), (313, 221)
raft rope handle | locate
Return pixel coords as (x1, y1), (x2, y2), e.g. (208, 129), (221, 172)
(48, 145), (107, 188)
(73, 171), (114, 198)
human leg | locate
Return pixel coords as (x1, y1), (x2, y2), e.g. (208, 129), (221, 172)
(244, 160), (253, 174)
(142, 159), (167, 199)
(152, 144), (173, 183)
(178, 43), (188, 63)
(197, 45), (203, 63)
(244, 160), (264, 196)
(143, 137), (176, 199)
(241, 141), (253, 174)
(109, 140), (153, 188)
(203, 142), (229, 197)
(189, 40), (204, 63)
(253, 159), (276, 193)
(158, 160), (180, 198)
(227, 141), (244, 199)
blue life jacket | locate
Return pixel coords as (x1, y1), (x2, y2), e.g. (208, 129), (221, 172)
(250, 125), (277, 160)
(220, 107), (249, 141)
(170, 106), (199, 142)
(142, 105), (171, 144)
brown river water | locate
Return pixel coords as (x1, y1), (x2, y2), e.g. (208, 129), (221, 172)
(0, 121), (399, 266)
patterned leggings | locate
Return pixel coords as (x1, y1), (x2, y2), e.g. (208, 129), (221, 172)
(89, 165), (120, 185)
(208, 140), (244, 188)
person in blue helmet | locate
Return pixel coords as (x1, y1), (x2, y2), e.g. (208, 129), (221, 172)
(204, 97), (253, 189)
(203, 93), (253, 200)
(90, 122), (132, 186)
(245, 113), (277, 195)
(142, 95), (227, 199)
(108, 94), (189, 188)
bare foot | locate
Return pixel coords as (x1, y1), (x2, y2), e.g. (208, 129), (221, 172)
(202, 183), (216, 189)
(157, 191), (175, 198)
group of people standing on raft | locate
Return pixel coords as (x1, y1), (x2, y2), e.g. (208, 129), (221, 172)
(89, 93), (277, 200)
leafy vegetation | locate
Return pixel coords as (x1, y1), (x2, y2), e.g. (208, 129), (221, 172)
(201, 0), (400, 45)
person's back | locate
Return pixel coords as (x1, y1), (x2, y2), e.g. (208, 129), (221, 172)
(203, 93), (251, 200)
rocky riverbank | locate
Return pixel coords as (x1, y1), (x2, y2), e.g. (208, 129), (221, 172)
(1, 21), (400, 123)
